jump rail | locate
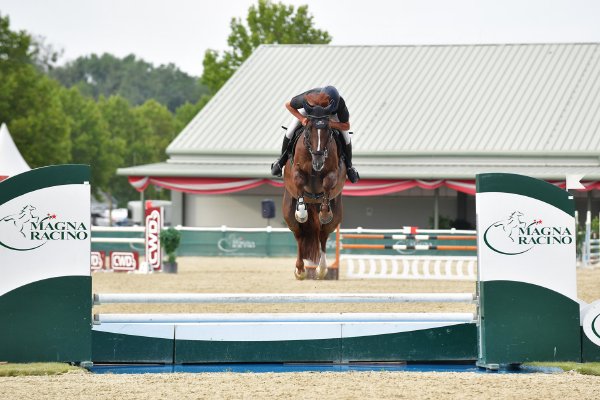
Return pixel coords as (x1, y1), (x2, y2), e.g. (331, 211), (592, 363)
(93, 292), (476, 305)
(341, 244), (477, 251)
(342, 234), (476, 241)
(94, 312), (477, 324)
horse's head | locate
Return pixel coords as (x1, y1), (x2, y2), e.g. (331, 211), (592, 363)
(21, 205), (36, 215)
(302, 103), (334, 172)
(303, 117), (333, 172)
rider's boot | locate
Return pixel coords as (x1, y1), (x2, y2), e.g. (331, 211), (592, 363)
(343, 142), (360, 183)
(270, 136), (291, 177)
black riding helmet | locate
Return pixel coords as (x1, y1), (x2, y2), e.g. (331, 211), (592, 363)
(321, 86), (340, 111)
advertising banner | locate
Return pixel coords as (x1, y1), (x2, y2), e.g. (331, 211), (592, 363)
(145, 203), (162, 271)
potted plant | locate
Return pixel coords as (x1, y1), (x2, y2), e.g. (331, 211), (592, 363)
(160, 227), (181, 273)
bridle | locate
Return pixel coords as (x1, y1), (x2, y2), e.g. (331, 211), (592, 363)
(303, 118), (333, 160)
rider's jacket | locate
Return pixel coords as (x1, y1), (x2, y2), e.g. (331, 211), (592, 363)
(289, 87), (350, 123)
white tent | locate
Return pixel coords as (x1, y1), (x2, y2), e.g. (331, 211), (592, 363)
(0, 123), (30, 181)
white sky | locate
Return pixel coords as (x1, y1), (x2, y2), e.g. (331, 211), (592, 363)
(2, 0), (600, 77)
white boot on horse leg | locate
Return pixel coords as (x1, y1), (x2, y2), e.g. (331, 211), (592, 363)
(317, 252), (328, 279)
(294, 259), (307, 280)
(295, 197), (308, 223)
(294, 268), (307, 280)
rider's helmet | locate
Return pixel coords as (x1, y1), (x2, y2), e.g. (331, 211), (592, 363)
(320, 86), (340, 111)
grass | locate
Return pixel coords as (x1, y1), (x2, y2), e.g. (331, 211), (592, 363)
(0, 362), (84, 377)
(526, 362), (600, 376)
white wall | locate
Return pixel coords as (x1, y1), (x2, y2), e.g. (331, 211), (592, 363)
(177, 186), (469, 229)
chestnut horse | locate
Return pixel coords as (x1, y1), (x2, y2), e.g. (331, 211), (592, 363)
(282, 108), (346, 280)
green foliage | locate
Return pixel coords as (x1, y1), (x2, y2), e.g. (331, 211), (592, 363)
(0, 14), (33, 72)
(2, 65), (72, 167)
(160, 227), (181, 263)
(201, 0), (331, 94)
(0, 362), (83, 377)
(59, 87), (122, 195)
(50, 53), (209, 112)
(527, 362), (600, 376)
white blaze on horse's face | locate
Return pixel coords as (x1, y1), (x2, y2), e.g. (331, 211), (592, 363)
(317, 129), (322, 152)
(311, 128), (326, 172)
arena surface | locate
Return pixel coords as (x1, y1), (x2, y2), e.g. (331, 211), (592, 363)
(2, 256), (600, 399)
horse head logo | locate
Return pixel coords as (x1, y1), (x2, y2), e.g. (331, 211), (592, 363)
(484, 211), (534, 255)
(0, 205), (41, 238)
(492, 211), (527, 242)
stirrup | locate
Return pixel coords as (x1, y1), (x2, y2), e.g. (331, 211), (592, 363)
(347, 167), (360, 183)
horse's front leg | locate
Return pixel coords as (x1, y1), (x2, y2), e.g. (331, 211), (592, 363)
(295, 194), (308, 223)
(318, 171), (337, 225)
(319, 196), (333, 225)
(294, 243), (306, 280)
(293, 167), (309, 223)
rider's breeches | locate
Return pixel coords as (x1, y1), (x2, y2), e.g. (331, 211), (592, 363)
(284, 109), (351, 144)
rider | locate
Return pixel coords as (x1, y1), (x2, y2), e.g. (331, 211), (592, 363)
(270, 86), (360, 183)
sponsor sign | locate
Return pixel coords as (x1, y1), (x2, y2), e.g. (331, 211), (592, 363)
(0, 184), (91, 296)
(110, 251), (139, 272)
(477, 189), (577, 300)
(145, 205), (162, 271)
(217, 234), (256, 253)
(91, 251), (105, 271)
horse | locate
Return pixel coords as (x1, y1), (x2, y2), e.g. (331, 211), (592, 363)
(282, 106), (347, 280)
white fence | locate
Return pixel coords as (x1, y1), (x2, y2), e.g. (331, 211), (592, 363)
(342, 254), (477, 281)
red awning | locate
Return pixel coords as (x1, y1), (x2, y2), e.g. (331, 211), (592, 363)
(127, 177), (470, 196)
(128, 176), (600, 196)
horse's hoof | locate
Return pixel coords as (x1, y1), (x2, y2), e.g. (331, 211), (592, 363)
(295, 269), (307, 280)
(317, 267), (328, 280)
(319, 213), (333, 225)
(295, 210), (308, 223)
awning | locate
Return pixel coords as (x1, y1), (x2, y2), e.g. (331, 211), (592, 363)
(128, 176), (600, 196)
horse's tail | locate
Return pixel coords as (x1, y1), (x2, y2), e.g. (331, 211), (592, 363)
(298, 207), (321, 264)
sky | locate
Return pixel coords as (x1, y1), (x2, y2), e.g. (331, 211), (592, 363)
(2, 0), (600, 77)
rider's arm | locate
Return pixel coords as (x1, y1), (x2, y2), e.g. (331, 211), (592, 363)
(330, 96), (350, 131)
(330, 120), (350, 131)
(285, 102), (308, 126)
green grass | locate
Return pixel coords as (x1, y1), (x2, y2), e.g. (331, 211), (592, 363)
(0, 363), (84, 377)
(526, 362), (600, 376)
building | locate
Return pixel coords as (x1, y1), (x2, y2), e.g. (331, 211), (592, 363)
(118, 43), (600, 229)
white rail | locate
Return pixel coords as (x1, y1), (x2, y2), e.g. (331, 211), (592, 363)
(94, 312), (477, 324)
(93, 292), (476, 305)
(342, 255), (477, 280)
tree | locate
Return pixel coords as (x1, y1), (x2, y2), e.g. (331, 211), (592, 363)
(50, 53), (209, 112)
(59, 87), (123, 194)
(134, 99), (177, 160)
(0, 14), (32, 73)
(201, 0), (331, 94)
(97, 95), (150, 204)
